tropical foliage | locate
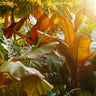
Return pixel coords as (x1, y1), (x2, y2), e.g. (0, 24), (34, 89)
(0, 0), (96, 96)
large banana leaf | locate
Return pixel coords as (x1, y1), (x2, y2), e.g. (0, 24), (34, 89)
(65, 35), (91, 78)
(60, 16), (76, 46)
(0, 61), (53, 96)
(23, 42), (58, 59)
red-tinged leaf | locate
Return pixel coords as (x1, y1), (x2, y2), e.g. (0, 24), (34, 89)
(65, 35), (91, 78)
(1, 28), (13, 38)
(34, 6), (44, 20)
(65, 6), (72, 20)
(8, 16), (27, 32)
(60, 16), (76, 46)
(23, 42), (58, 59)
(56, 39), (68, 56)
(30, 26), (38, 45)
(35, 13), (50, 32)
(4, 11), (9, 29)
(34, 31), (67, 54)
(0, 73), (12, 88)
(49, 12), (59, 32)
(10, 58), (20, 62)
(36, 31), (57, 45)
(12, 31), (32, 45)
(74, 8), (84, 31)
(2, 16), (27, 39)
(30, 14), (50, 45)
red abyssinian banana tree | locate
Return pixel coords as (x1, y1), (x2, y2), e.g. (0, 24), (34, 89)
(1, 11), (32, 45)
(30, 6), (96, 88)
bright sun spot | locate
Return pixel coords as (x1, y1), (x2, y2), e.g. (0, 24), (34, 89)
(89, 0), (96, 14)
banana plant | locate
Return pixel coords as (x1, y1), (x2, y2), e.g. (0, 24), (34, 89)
(29, 6), (95, 89)
(1, 11), (32, 45)
(0, 42), (58, 96)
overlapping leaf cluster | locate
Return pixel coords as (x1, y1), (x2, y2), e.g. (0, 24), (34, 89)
(0, 6), (96, 96)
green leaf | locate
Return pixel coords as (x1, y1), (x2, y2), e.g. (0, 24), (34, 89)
(23, 42), (58, 59)
(0, 30), (4, 39)
(17, 38), (25, 47)
(47, 54), (63, 72)
(0, 61), (53, 96)
(0, 61), (43, 80)
(0, 44), (8, 58)
(24, 79), (53, 96)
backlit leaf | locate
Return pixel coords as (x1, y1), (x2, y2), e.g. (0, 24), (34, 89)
(36, 31), (67, 55)
(36, 31), (57, 45)
(65, 35), (91, 77)
(84, 8), (96, 22)
(65, 6), (72, 20)
(60, 16), (75, 46)
(34, 13), (50, 32)
(34, 6), (43, 20)
(74, 8), (84, 31)
(49, 12), (59, 32)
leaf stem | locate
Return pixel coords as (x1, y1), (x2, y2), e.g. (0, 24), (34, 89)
(34, 27), (50, 49)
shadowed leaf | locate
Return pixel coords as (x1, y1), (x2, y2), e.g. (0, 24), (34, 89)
(2, 16), (27, 39)
(13, 31), (32, 45)
(0, 61), (53, 96)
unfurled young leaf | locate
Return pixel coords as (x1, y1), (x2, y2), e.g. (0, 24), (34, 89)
(4, 11), (9, 29)
(74, 8), (84, 31)
(60, 16), (76, 46)
(34, 6), (44, 20)
(36, 13), (50, 32)
(49, 12), (59, 32)
(0, 61), (53, 96)
(34, 7), (50, 32)
(65, 6), (72, 20)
